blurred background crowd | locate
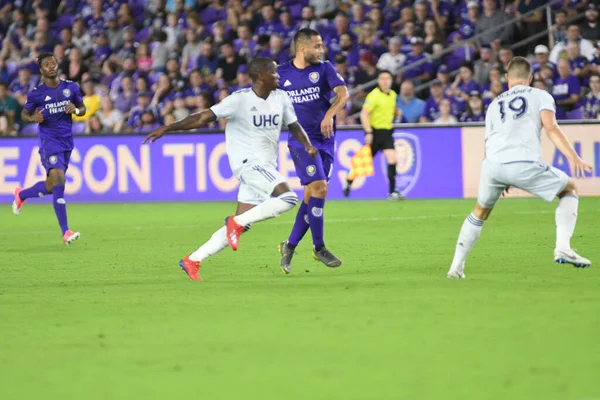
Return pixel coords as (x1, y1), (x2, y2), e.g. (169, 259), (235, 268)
(0, 0), (599, 136)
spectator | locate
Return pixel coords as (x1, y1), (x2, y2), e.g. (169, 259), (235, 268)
(135, 43), (153, 74)
(539, 64), (556, 92)
(474, 45), (495, 86)
(376, 36), (407, 77)
(181, 31), (203, 74)
(334, 54), (356, 88)
(460, 90), (485, 122)
(84, 0), (105, 37)
(413, 1), (429, 38)
(532, 79), (549, 92)
(61, 47), (89, 84)
(392, 5), (415, 32)
(582, 73), (600, 118)
(429, 0), (452, 33)
(164, 12), (182, 50)
(552, 9), (569, 48)
(230, 64), (251, 92)
(256, 4), (281, 37)
(117, 3), (136, 28)
(420, 80), (445, 122)
(92, 33), (113, 69)
(151, 31), (169, 73)
(186, 14), (210, 42)
(72, 17), (94, 58)
(53, 44), (67, 70)
(163, 113), (177, 126)
(139, 110), (161, 133)
(476, 0), (513, 51)
(172, 92), (190, 121)
(115, 27), (139, 63)
(73, 80), (101, 122)
(0, 83), (18, 135)
(135, 76), (152, 97)
(333, 34), (360, 68)
(234, 22), (257, 61)
(324, 13), (352, 54)
(351, 50), (379, 110)
(9, 67), (38, 107)
(201, 0), (227, 26)
(105, 15), (125, 51)
(85, 115), (104, 134)
(495, 47), (513, 78)
(402, 37), (433, 85)
(449, 62), (480, 104)
(215, 88), (231, 130)
(96, 96), (124, 133)
(368, 7), (392, 39)
(567, 40), (592, 84)
(515, 0), (545, 55)
(460, 1), (480, 39)
(397, 80), (426, 123)
(579, 4), (600, 43)
(165, 57), (186, 91)
(111, 75), (136, 117)
(278, 9), (297, 48)
(215, 42), (246, 84)
(433, 97), (458, 124)
(550, 24), (596, 64)
(298, 6), (323, 31)
(184, 69), (210, 108)
(358, 22), (386, 57)
(484, 81), (505, 109)
(128, 91), (159, 131)
(350, 3), (367, 37)
(482, 68), (507, 104)
(257, 34), (289, 65)
(532, 45), (557, 81)
(197, 41), (219, 79)
(152, 74), (176, 118)
(552, 59), (582, 120)
(310, 0), (337, 20)
(399, 21), (418, 55)
(423, 18), (446, 55)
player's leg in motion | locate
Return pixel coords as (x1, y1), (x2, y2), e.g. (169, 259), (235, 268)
(554, 179), (591, 267)
(13, 151), (79, 244)
(180, 203), (254, 281)
(281, 148), (341, 274)
(382, 147), (405, 200)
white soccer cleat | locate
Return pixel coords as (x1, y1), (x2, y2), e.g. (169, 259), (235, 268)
(446, 264), (466, 279)
(12, 187), (25, 215)
(554, 249), (591, 268)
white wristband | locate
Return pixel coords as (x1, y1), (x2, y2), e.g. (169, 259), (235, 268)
(74, 108), (80, 116)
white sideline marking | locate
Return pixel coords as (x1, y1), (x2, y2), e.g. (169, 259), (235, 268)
(0, 210), (559, 236)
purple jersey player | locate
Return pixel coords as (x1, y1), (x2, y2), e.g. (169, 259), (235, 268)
(12, 53), (86, 245)
(277, 29), (350, 274)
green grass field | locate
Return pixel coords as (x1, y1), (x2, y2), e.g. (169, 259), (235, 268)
(1, 198), (599, 400)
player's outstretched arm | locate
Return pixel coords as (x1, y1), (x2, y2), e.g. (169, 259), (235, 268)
(541, 110), (593, 177)
(142, 110), (217, 144)
(288, 121), (318, 157)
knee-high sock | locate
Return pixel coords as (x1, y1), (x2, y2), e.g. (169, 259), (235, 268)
(19, 181), (49, 200)
(307, 197), (325, 250)
(387, 164), (397, 194)
(234, 192), (298, 226)
(555, 194), (579, 251)
(449, 213), (484, 270)
(52, 184), (69, 235)
(288, 201), (310, 248)
(189, 226), (229, 262)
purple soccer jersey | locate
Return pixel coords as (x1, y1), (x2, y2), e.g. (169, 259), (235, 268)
(552, 75), (581, 119)
(23, 79), (83, 171)
(278, 60), (346, 184)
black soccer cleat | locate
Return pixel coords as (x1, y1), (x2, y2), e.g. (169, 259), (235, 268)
(278, 240), (295, 274)
(342, 183), (351, 198)
(312, 246), (342, 268)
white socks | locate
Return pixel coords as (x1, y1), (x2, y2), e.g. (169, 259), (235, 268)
(450, 213), (484, 270)
(233, 192), (298, 226)
(189, 226), (229, 262)
(555, 195), (579, 252)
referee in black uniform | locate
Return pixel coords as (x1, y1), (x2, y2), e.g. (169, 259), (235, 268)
(344, 70), (405, 200)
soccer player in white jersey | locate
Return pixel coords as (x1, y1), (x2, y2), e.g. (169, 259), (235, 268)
(143, 58), (317, 281)
(447, 56), (593, 279)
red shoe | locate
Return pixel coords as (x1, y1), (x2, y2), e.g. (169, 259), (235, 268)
(179, 255), (202, 281)
(12, 187), (24, 215)
(226, 215), (245, 251)
(63, 230), (81, 245)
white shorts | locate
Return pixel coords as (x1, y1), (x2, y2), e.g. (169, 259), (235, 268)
(237, 164), (287, 205)
(477, 159), (570, 209)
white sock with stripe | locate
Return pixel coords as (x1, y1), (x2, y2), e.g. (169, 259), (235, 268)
(189, 226), (229, 262)
(450, 213), (484, 270)
(555, 194), (579, 252)
(234, 192), (298, 226)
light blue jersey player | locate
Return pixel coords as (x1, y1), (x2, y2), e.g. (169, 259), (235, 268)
(447, 56), (592, 279)
(277, 28), (350, 274)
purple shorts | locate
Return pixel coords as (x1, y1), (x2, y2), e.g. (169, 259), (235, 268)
(40, 148), (71, 174)
(289, 146), (334, 186)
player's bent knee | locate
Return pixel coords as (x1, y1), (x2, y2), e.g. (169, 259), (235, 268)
(559, 178), (578, 198)
(473, 203), (493, 221)
(309, 180), (328, 198)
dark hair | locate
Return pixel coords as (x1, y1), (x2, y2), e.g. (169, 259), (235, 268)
(556, 8), (568, 16)
(37, 52), (55, 67)
(248, 57), (276, 80)
(378, 70), (393, 79)
(568, 22), (580, 29)
(589, 72), (600, 80)
(294, 28), (320, 48)
(460, 61), (474, 74)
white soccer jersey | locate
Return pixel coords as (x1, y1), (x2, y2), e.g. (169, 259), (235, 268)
(484, 85), (556, 163)
(210, 88), (298, 177)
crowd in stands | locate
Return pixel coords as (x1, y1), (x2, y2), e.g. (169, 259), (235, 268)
(0, 0), (600, 136)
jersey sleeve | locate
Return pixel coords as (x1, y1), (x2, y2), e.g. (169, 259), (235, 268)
(72, 83), (84, 105)
(324, 61), (346, 90)
(362, 90), (376, 112)
(538, 90), (556, 113)
(23, 91), (37, 112)
(281, 91), (298, 126)
(210, 92), (239, 119)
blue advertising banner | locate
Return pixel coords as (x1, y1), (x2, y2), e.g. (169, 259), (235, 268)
(0, 128), (464, 203)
